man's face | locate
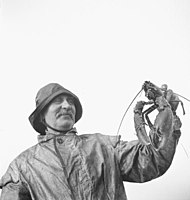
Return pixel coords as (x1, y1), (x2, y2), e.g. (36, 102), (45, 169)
(44, 94), (76, 132)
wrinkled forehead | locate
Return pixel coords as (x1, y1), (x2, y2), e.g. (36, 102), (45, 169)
(50, 93), (75, 103)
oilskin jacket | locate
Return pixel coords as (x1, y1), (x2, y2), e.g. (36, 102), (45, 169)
(0, 128), (180, 200)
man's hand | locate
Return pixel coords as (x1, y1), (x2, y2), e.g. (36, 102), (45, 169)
(134, 101), (146, 114)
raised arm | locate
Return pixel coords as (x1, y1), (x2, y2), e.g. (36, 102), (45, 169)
(117, 81), (181, 183)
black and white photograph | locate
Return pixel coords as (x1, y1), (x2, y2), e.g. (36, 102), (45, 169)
(0, 0), (190, 199)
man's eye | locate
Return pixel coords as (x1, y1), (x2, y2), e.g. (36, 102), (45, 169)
(53, 97), (63, 104)
(67, 98), (74, 105)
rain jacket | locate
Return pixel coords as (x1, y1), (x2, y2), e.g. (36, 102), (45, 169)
(0, 128), (180, 200)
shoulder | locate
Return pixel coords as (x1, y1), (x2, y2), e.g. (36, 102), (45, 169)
(0, 144), (39, 188)
(5, 144), (39, 173)
(79, 133), (120, 147)
(15, 144), (39, 164)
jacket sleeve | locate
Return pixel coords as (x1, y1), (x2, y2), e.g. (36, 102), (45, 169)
(116, 130), (180, 183)
(0, 160), (32, 200)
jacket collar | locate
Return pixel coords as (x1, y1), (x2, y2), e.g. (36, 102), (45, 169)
(38, 127), (77, 143)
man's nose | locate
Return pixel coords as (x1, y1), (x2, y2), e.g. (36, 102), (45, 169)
(61, 100), (71, 109)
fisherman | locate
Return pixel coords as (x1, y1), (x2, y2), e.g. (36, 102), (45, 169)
(0, 82), (182, 200)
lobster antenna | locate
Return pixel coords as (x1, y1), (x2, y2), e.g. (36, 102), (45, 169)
(116, 88), (143, 137)
(180, 143), (189, 159)
(174, 93), (190, 102)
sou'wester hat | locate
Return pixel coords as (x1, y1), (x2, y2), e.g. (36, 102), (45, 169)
(29, 83), (82, 135)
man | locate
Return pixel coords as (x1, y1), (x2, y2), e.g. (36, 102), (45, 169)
(0, 83), (182, 200)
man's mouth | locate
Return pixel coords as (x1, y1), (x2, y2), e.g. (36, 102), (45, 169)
(57, 113), (73, 119)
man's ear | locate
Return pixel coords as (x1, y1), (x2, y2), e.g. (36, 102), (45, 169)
(39, 114), (48, 133)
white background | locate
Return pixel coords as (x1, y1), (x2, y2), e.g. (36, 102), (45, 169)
(0, 0), (190, 199)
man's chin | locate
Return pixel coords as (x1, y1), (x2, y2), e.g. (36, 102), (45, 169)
(57, 122), (74, 131)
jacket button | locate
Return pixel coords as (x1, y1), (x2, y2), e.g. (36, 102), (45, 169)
(57, 138), (63, 144)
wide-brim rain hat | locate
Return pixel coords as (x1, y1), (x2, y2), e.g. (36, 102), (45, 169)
(29, 83), (82, 134)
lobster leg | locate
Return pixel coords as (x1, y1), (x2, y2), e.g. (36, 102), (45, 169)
(169, 100), (185, 115)
(142, 104), (158, 129)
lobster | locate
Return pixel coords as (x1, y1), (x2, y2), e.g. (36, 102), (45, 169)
(134, 81), (182, 149)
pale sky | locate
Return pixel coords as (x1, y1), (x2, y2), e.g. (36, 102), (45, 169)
(0, 0), (190, 199)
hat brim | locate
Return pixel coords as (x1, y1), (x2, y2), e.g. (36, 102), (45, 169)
(29, 89), (82, 134)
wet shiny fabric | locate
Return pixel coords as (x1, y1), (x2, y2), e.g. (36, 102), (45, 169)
(0, 128), (180, 200)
